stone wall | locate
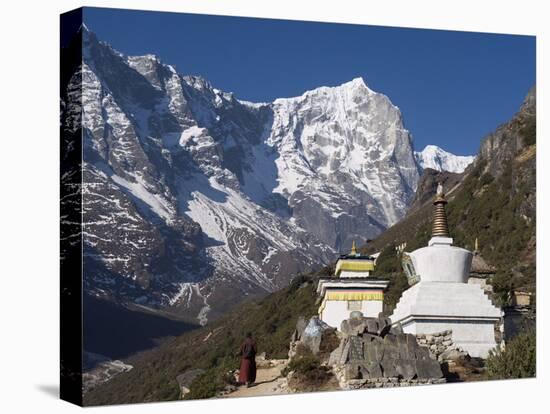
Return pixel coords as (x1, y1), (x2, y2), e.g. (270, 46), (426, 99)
(415, 330), (467, 362)
(333, 369), (446, 390)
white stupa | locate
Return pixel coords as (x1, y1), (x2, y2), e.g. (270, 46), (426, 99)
(390, 183), (503, 358)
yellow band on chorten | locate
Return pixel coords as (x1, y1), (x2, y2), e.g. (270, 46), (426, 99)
(325, 291), (384, 301)
(335, 260), (375, 276)
(318, 290), (384, 314)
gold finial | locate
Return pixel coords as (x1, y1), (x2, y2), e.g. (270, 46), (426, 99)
(432, 182), (450, 238)
(351, 240), (357, 255)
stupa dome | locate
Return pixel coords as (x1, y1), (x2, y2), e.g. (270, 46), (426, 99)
(409, 242), (472, 283)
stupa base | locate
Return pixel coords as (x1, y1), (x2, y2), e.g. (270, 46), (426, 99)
(390, 282), (503, 358)
(400, 317), (499, 358)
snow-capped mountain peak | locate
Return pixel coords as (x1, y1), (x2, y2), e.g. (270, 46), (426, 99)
(63, 26), (470, 325)
(415, 145), (475, 173)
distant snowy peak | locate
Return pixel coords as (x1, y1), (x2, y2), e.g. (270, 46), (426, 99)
(415, 145), (475, 174)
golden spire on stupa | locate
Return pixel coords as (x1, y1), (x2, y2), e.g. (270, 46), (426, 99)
(350, 240), (357, 255)
(432, 182), (451, 238)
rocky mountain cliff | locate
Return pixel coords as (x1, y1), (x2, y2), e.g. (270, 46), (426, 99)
(62, 25), (471, 326)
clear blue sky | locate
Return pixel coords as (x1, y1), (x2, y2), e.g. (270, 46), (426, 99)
(83, 7), (535, 156)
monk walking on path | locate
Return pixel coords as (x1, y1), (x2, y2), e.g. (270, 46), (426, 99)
(238, 332), (257, 387)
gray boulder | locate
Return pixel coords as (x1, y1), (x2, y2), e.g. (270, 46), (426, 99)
(415, 359), (443, 379)
(377, 313), (392, 337)
(348, 336), (364, 362)
(350, 311), (364, 319)
(328, 338), (346, 365)
(382, 336), (400, 360)
(364, 341), (384, 363)
(439, 348), (465, 362)
(383, 334), (398, 346)
(397, 334), (418, 359)
(341, 316), (369, 337)
(415, 346), (433, 360)
(301, 317), (338, 357)
(301, 317), (324, 354)
(366, 362), (383, 379)
(381, 359), (399, 378)
(292, 316), (308, 342)
(338, 339), (352, 365)
(366, 319), (379, 334)
(363, 333), (382, 343)
(345, 363), (363, 380)
(389, 322), (404, 335)
(396, 359), (417, 380)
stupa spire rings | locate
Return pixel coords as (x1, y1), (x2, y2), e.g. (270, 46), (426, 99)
(432, 182), (451, 238)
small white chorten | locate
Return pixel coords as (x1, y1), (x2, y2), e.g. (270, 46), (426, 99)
(390, 183), (503, 358)
(317, 241), (389, 329)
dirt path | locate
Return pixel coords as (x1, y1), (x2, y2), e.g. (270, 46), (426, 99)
(224, 360), (288, 398)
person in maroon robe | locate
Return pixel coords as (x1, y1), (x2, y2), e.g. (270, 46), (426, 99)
(238, 332), (257, 387)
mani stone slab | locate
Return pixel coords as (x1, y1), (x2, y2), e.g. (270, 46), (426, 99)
(396, 360), (417, 380)
(348, 336), (364, 361)
(415, 359), (443, 379)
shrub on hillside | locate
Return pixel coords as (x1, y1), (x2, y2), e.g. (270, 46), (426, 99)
(283, 354), (320, 376)
(283, 347), (332, 387)
(184, 358), (237, 400)
(486, 329), (536, 380)
(520, 116), (536, 146)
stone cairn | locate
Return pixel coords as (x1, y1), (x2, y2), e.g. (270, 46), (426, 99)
(290, 312), (446, 390)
